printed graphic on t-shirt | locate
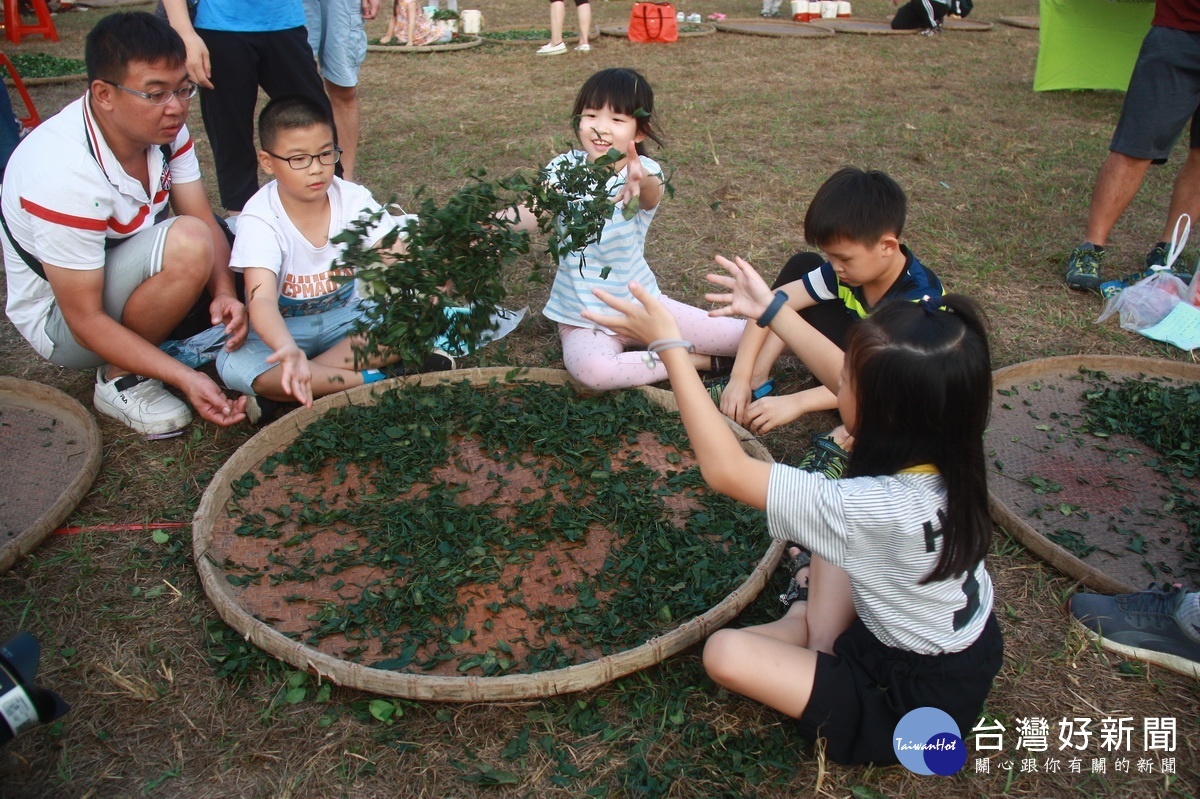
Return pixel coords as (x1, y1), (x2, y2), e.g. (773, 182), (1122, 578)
(278, 280), (355, 317)
(280, 266), (355, 301)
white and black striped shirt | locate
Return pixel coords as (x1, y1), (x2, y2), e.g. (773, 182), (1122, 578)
(767, 464), (993, 655)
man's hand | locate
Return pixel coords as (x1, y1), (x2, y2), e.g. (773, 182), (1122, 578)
(209, 294), (248, 351)
(362, 0), (381, 19)
(180, 370), (247, 427)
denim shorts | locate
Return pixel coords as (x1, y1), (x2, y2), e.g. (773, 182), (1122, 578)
(45, 219), (176, 370)
(216, 298), (368, 394)
(303, 0), (368, 87)
(1111, 26), (1200, 163)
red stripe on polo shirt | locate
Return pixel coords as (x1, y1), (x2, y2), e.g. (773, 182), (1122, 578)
(20, 198), (107, 232)
(171, 139), (193, 159)
(107, 204), (150, 234)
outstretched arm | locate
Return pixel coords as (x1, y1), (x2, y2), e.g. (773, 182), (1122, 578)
(583, 282), (771, 510)
(707, 255), (845, 392)
(613, 141), (664, 213)
(243, 268), (314, 407)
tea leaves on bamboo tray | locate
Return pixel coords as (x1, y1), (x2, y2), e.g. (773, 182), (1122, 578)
(217, 381), (765, 677)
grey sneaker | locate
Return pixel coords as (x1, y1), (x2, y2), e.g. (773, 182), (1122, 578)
(1070, 585), (1200, 679)
(93, 368), (192, 437)
(1063, 243), (1105, 293)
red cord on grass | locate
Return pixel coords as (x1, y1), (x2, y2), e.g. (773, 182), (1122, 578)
(52, 522), (189, 536)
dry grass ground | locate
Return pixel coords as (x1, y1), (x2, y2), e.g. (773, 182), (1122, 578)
(1, 1), (1198, 797)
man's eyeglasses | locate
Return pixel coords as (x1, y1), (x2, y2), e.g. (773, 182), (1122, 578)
(264, 147), (342, 170)
(99, 79), (200, 105)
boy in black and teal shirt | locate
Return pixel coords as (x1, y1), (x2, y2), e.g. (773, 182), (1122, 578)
(715, 167), (944, 436)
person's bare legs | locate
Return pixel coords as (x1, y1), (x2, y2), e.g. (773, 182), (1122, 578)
(109, 216), (212, 379)
(251, 335), (398, 402)
(548, 0), (565, 46)
(576, 2), (590, 46)
(381, 0), (398, 42)
(703, 621), (820, 718)
(404, 0), (418, 44)
(1158, 146), (1200, 243)
(324, 80), (359, 181)
(702, 553), (854, 717)
(1084, 151), (1154, 246)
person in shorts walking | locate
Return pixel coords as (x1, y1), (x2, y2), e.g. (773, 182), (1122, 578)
(1063, 0), (1200, 296)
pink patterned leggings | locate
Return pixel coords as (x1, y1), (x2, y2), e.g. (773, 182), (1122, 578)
(559, 295), (746, 391)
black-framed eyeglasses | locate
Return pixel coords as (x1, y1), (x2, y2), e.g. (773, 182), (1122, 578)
(264, 147), (342, 170)
(99, 79), (200, 105)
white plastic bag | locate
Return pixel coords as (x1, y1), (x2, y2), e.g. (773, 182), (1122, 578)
(1095, 271), (1189, 331)
(1096, 214), (1191, 333)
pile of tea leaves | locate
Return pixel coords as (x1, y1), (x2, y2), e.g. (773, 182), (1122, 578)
(481, 28), (581, 40)
(8, 53), (85, 80)
(1078, 372), (1200, 574)
(220, 379), (766, 676)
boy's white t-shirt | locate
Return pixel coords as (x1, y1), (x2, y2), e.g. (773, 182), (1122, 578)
(229, 177), (396, 314)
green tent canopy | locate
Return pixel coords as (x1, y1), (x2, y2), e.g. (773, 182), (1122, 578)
(1035, 0), (1155, 92)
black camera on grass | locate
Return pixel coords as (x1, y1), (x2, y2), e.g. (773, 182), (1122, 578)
(0, 632), (69, 745)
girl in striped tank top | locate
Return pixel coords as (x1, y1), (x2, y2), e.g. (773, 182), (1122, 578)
(507, 68), (745, 391)
(583, 259), (1003, 766)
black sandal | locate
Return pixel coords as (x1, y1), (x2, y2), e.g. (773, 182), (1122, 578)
(778, 543), (811, 608)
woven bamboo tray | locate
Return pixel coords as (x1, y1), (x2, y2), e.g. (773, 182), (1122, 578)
(194, 367), (781, 701)
(987, 356), (1200, 594)
(367, 35), (483, 53)
(808, 17), (917, 34)
(941, 17), (993, 30)
(714, 18), (835, 37)
(0, 377), (102, 575)
(998, 15), (1039, 29)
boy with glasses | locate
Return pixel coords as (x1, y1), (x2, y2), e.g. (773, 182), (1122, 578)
(1, 11), (248, 436)
(216, 95), (451, 425)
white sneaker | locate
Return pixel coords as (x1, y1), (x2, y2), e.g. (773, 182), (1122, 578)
(536, 41), (567, 55)
(574, 43), (591, 51)
(93, 367), (192, 436)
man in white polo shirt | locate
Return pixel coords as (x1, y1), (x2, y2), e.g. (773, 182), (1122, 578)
(1, 11), (248, 435)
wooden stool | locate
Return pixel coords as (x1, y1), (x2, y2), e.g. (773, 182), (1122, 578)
(3, 0), (59, 45)
(0, 53), (41, 128)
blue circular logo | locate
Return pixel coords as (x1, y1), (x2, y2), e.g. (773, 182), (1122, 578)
(892, 707), (966, 776)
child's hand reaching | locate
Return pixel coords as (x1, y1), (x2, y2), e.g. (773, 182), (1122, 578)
(706, 255), (777, 322)
(266, 343), (314, 408)
(614, 141), (645, 218)
(582, 281), (681, 343)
